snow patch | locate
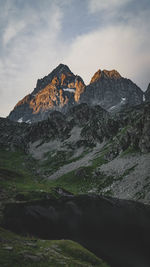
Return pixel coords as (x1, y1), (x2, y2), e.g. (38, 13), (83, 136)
(63, 88), (75, 93)
(121, 97), (126, 104)
(26, 120), (31, 124)
(18, 117), (23, 123)
(109, 105), (117, 110)
(143, 95), (145, 102)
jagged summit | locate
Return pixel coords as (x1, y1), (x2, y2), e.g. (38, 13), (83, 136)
(53, 63), (72, 74)
(103, 69), (121, 79)
(90, 69), (121, 84)
(34, 63), (74, 94)
(8, 64), (85, 123)
(8, 64), (144, 123)
(81, 68), (143, 111)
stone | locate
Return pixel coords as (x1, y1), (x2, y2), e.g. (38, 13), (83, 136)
(80, 69), (143, 112)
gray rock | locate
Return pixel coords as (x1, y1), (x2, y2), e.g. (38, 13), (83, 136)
(80, 69), (143, 111)
(145, 83), (150, 102)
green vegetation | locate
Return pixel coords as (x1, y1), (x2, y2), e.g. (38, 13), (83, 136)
(49, 167), (112, 195)
(0, 146), (109, 197)
(0, 227), (109, 267)
(47, 152), (110, 195)
(40, 149), (89, 175)
(0, 142), (139, 202)
(121, 146), (140, 157)
(0, 149), (37, 175)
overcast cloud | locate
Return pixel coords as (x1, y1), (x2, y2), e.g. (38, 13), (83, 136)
(0, 0), (150, 117)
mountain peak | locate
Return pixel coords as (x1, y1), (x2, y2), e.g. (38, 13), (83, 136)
(51, 63), (73, 76)
(8, 64), (85, 122)
(103, 69), (121, 79)
(90, 69), (121, 84)
(90, 69), (102, 84)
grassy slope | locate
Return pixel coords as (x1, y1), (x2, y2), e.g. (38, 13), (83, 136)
(0, 143), (136, 199)
(0, 227), (109, 267)
(0, 147), (111, 197)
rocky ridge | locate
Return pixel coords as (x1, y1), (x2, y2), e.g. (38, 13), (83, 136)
(8, 64), (144, 123)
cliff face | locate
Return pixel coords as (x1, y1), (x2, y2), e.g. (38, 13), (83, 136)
(80, 69), (143, 111)
(8, 64), (144, 123)
(8, 64), (85, 123)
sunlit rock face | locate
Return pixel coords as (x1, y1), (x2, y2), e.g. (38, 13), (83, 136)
(8, 64), (144, 123)
(8, 64), (85, 123)
(80, 69), (143, 112)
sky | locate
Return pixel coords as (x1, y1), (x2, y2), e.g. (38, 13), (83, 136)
(0, 0), (150, 117)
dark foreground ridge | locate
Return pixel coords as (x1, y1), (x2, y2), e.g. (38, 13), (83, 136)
(3, 193), (150, 267)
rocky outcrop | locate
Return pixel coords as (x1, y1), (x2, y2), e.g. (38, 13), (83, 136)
(8, 64), (85, 123)
(1, 103), (121, 154)
(103, 102), (150, 161)
(3, 194), (150, 267)
(0, 118), (28, 151)
(1, 102), (150, 154)
(90, 69), (121, 84)
(145, 83), (150, 102)
(80, 69), (143, 111)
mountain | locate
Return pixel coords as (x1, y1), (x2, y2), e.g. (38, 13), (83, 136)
(1, 64), (150, 267)
(80, 69), (143, 111)
(8, 64), (85, 123)
(145, 83), (150, 102)
(8, 64), (144, 123)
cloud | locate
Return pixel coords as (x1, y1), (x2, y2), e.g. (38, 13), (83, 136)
(88, 0), (131, 13)
(63, 0), (150, 90)
(3, 21), (26, 46)
(65, 21), (150, 89)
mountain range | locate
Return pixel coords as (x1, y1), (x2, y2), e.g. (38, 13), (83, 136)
(8, 63), (149, 123)
(1, 64), (150, 267)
